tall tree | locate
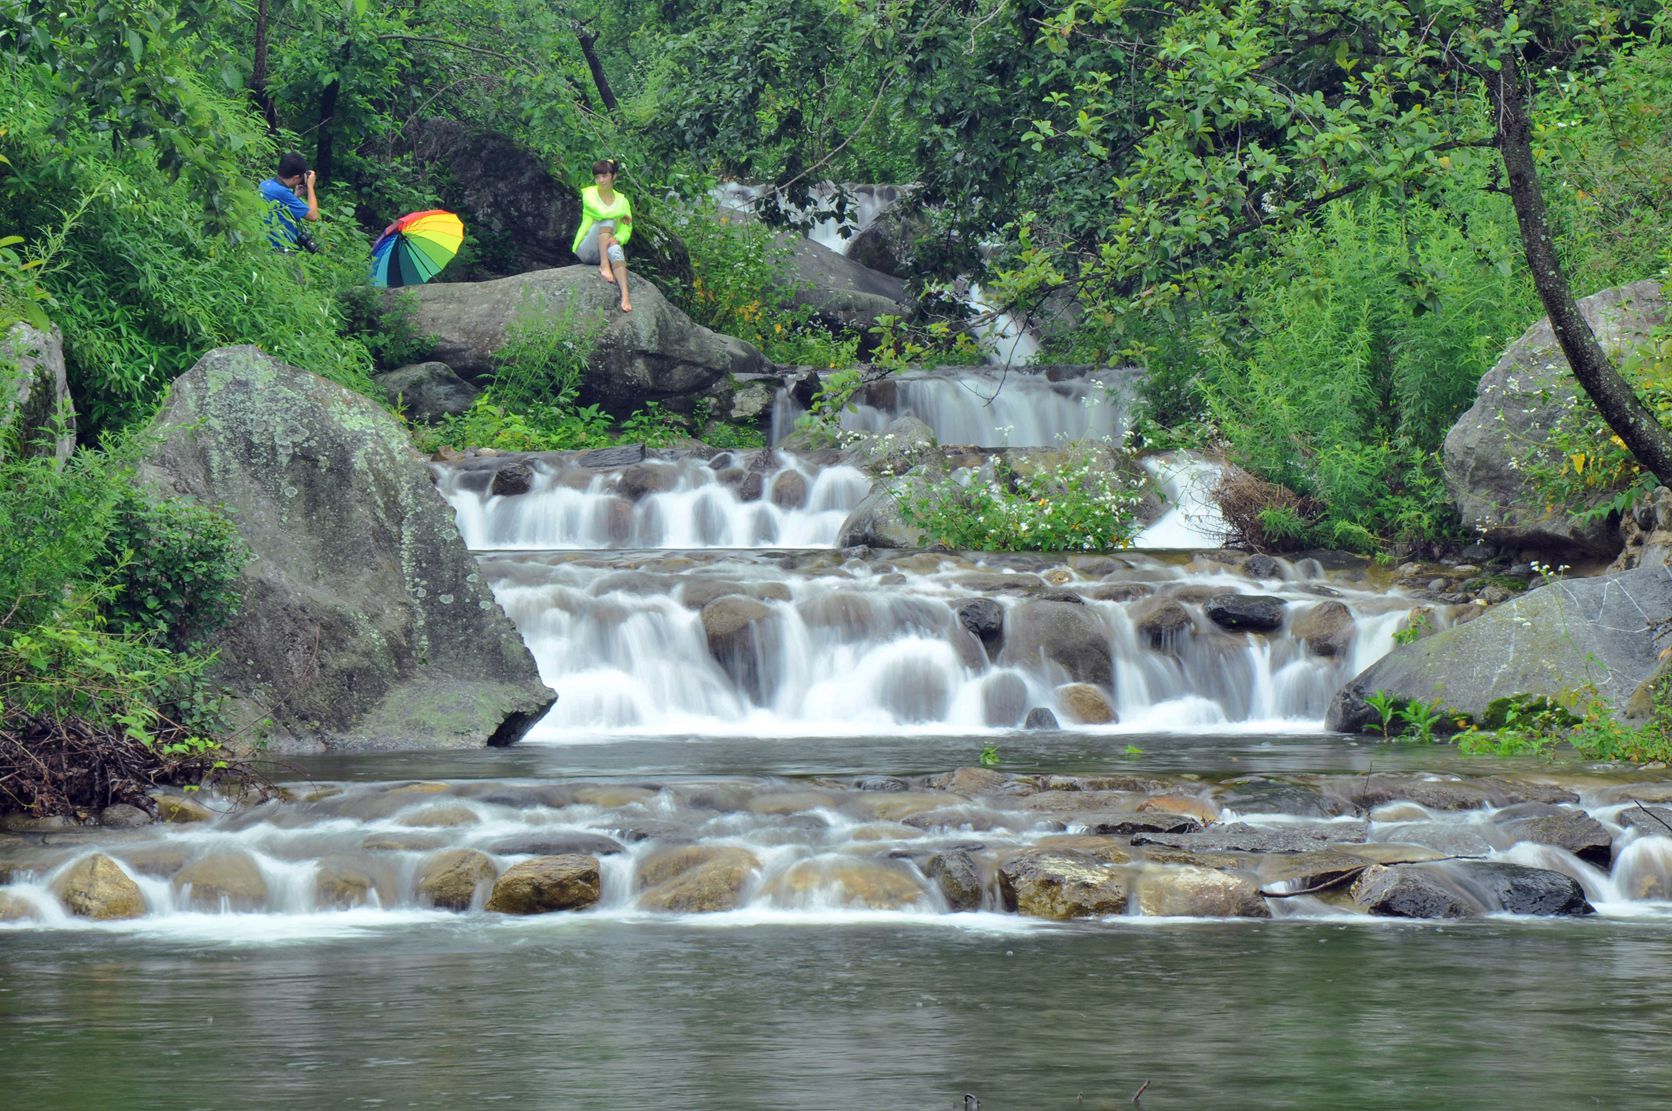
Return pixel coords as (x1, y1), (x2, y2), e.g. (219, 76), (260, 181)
(1014, 0), (1672, 481)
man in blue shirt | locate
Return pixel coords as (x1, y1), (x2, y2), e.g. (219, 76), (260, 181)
(259, 152), (319, 251)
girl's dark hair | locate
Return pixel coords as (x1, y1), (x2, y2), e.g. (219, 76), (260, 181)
(592, 159), (621, 176)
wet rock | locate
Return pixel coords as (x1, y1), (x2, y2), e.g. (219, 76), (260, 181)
(1291, 601), (1355, 658)
(314, 856), (387, 909)
(1034, 835), (1137, 865)
(934, 766), (1011, 796)
(173, 851), (269, 912)
(638, 847), (759, 912)
(0, 890), (41, 922)
(852, 776), (910, 792)
(1325, 775), (1575, 812)
(998, 848), (1130, 919)
(1085, 582), (1154, 603)
(902, 807), (1006, 833)
(954, 598), (1005, 658)
(684, 579), (792, 610)
(1353, 861), (1593, 918)
(1138, 866), (1270, 918)
(1138, 795), (1220, 824)
(980, 672), (1028, 727)
(1057, 683), (1117, 725)
(50, 854), (146, 920)
(1024, 707), (1060, 730)
(700, 595), (780, 703)
(1001, 599), (1113, 687)
(1133, 821), (1369, 854)
(579, 444), (645, 468)
(748, 789), (840, 815)
(489, 461), (533, 497)
(485, 854), (602, 914)
(395, 803), (481, 828)
(416, 848), (499, 910)
(1617, 805), (1672, 834)
(1204, 594), (1286, 633)
(1491, 804), (1613, 867)
(151, 791), (216, 824)
(0, 813), (75, 832)
(853, 416), (937, 475)
(924, 849), (985, 911)
(769, 470), (809, 509)
(1081, 812), (1203, 836)
(1133, 599), (1193, 652)
(1254, 851), (1376, 893)
(488, 834), (626, 857)
(362, 832), (451, 854)
(1242, 554), (1283, 580)
(98, 804), (154, 829)
(113, 845), (189, 878)
(835, 482), (924, 549)
(766, 857), (928, 910)
(617, 463), (680, 501)
(1351, 863), (1475, 918)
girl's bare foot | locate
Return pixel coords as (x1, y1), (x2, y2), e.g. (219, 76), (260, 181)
(619, 299), (633, 312)
(600, 265), (616, 284)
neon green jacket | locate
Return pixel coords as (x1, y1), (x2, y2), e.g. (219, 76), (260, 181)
(573, 185), (633, 252)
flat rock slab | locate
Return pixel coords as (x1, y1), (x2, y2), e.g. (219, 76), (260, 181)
(1132, 821), (1369, 854)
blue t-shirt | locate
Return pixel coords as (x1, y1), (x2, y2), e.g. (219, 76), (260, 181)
(260, 178), (311, 249)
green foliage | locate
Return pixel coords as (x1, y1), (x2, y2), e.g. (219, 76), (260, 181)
(1365, 691), (1454, 743)
(618, 402), (685, 448)
(412, 397), (615, 455)
(488, 301), (602, 413)
(339, 288), (435, 373)
(0, 445), (240, 770)
(869, 314), (986, 372)
(977, 742), (1000, 768)
(103, 486), (249, 653)
(1365, 690), (1400, 738)
(1391, 612), (1432, 647)
(671, 202), (860, 367)
(893, 442), (1147, 553)
(1456, 687), (1672, 765)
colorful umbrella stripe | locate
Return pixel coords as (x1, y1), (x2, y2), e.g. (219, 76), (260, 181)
(371, 209), (464, 288)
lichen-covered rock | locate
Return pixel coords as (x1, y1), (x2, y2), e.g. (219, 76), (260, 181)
(1327, 564), (1672, 731)
(924, 849), (985, 911)
(1442, 280), (1666, 553)
(51, 854), (146, 920)
(141, 346), (554, 753)
(1, 320), (75, 461)
(399, 267), (766, 417)
(484, 854), (602, 914)
(416, 848), (499, 910)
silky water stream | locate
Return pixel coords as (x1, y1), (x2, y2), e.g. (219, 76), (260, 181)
(7, 395), (1672, 1108)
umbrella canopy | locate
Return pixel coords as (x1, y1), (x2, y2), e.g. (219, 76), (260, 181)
(370, 209), (464, 288)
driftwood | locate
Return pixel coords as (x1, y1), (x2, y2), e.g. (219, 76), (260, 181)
(1258, 854), (1489, 898)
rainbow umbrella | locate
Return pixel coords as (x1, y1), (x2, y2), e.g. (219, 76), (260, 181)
(370, 209), (464, 287)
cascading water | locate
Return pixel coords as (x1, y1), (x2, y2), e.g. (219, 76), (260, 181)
(771, 366), (1143, 449)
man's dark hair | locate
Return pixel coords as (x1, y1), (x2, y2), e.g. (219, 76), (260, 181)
(277, 152), (310, 180)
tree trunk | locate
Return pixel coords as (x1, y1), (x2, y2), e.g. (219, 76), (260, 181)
(251, 0), (278, 134)
(1488, 35), (1672, 485)
(314, 38), (354, 181)
(573, 23), (618, 114)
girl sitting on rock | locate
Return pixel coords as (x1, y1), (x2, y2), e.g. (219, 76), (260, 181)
(573, 158), (634, 312)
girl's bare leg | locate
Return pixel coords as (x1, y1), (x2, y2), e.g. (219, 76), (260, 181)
(613, 257), (632, 312)
(597, 230), (617, 283)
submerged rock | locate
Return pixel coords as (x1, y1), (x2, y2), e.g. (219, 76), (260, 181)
(1023, 707), (1060, 731)
(924, 849), (985, 911)
(1001, 599), (1113, 687)
(765, 857), (928, 910)
(0, 890), (41, 922)
(637, 846), (760, 913)
(700, 595), (781, 704)
(1132, 821), (1368, 854)
(1136, 865), (1270, 918)
(173, 851), (269, 912)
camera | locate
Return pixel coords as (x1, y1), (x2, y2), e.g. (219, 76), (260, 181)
(295, 229), (320, 254)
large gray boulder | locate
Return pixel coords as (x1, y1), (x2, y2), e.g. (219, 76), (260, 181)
(1327, 562), (1672, 732)
(1, 321), (75, 461)
(1442, 280), (1667, 554)
(397, 267), (768, 417)
(836, 481), (926, 549)
(776, 234), (912, 332)
(141, 346), (554, 753)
